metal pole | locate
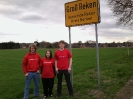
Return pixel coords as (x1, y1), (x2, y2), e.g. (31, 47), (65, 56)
(68, 27), (73, 87)
(95, 24), (101, 90)
(127, 42), (129, 56)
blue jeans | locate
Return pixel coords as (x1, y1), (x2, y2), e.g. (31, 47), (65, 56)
(23, 72), (40, 99)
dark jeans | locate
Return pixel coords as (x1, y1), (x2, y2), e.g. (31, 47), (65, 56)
(57, 70), (73, 95)
(42, 78), (54, 97)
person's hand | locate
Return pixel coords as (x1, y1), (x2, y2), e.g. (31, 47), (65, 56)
(37, 70), (40, 73)
(25, 73), (29, 77)
(56, 68), (58, 74)
(68, 67), (71, 73)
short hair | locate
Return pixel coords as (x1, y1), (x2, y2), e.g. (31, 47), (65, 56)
(59, 40), (65, 44)
(45, 50), (53, 59)
(29, 44), (37, 52)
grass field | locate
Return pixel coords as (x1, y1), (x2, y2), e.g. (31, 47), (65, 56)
(0, 47), (133, 99)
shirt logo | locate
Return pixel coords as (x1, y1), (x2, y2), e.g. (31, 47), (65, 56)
(59, 56), (66, 58)
(43, 62), (52, 64)
(29, 58), (38, 61)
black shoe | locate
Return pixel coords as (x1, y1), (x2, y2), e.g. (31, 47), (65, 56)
(56, 95), (60, 99)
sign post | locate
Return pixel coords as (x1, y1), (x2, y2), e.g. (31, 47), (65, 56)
(68, 27), (73, 87)
(65, 0), (101, 90)
(95, 23), (101, 90)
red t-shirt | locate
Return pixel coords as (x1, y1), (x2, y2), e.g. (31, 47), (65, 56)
(22, 52), (41, 74)
(54, 48), (72, 70)
(40, 58), (55, 78)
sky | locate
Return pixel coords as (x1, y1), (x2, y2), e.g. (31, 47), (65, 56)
(0, 0), (132, 43)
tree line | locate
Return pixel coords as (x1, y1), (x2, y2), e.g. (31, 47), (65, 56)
(0, 42), (20, 49)
(0, 40), (133, 49)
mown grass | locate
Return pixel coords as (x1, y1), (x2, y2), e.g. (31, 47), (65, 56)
(0, 48), (133, 99)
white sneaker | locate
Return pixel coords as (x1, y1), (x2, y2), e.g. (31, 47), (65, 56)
(43, 96), (47, 99)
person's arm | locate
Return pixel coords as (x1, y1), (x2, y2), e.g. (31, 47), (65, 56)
(53, 66), (56, 76)
(37, 55), (41, 73)
(54, 51), (58, 73)
(40, 67), (43, 74)
(55, 60), (58, 73)
(52, 59), (56, 76)
(22, 55), (28, 76)
(68, 58), (72, 73)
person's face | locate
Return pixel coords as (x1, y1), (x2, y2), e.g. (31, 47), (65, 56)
(59, 43), (65, 49)
(30, 46), (35, 53)
(46, 51), (50, 58)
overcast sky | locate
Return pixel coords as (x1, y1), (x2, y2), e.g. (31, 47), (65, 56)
(0, 0), (132, 43)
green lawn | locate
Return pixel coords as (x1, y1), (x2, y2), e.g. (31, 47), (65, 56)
(0, 48), (133, 99)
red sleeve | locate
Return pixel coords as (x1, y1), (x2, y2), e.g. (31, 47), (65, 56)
(52, 58), (55, 66)
(54, 50), (57, 60)
(22, 55), (28, 74)
(40, 58), (43, 67)
(40, 58), (43, 74)
(67, 49), (72, 58)
(38, 54), (41, 66)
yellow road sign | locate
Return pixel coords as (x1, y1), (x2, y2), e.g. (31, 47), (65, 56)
(65, 0), (100, 27)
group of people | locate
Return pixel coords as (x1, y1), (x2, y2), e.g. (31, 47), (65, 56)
(22, 40), (73, 99)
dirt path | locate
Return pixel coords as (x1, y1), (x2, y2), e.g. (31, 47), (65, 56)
(114, 76), (133, 99)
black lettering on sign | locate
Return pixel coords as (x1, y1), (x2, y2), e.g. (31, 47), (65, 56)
(71, 19), (79, 23)
(80, 17), (92, 22)
(85, 17), (92, 20)
(84, 12), (95, 16)
(66, 2), (97, 12)
(80, 18), (85, 22)
(77, 13), (84, 17)
(68, 15), (76, 19)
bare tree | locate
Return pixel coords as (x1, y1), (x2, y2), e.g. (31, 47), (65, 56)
(108, 0), (133, 26)
(77, 41), (82, 47)
(127, 40), (133, 47)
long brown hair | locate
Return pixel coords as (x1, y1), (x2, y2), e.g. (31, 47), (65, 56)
(45, 50), (53, 59)
(29, 44), (37, 52)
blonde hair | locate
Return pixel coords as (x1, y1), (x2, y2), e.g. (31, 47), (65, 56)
(29, 44), (37, 52)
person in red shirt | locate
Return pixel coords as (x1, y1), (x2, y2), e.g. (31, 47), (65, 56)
(22, 44), (41, 99)
(54, 40), (73, 98)
(40, 50), (55, 99)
